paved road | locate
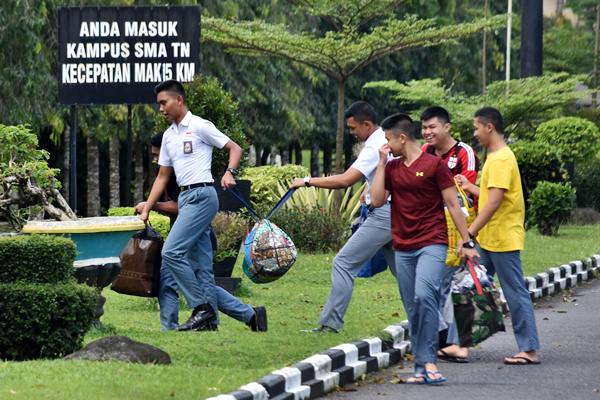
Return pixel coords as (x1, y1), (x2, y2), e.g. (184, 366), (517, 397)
(328, 279), (600, 400)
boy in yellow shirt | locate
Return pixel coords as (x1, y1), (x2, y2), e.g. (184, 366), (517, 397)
(456, 107), (541, 365)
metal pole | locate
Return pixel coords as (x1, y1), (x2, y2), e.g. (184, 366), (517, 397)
(482, 0), (489, 94)
(69, 105), (77, 212)
(125, 104), (133, 206)
(520, 0), (544, 77)
(505, 0), (513, 97)
(592, 1), (600, 108)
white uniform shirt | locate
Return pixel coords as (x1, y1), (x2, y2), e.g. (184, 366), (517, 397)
(158, 111), (230, 186)
(350, 128), (388, 205)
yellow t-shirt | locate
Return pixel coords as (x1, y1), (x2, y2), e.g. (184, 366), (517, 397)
(477, 146), (525, 252)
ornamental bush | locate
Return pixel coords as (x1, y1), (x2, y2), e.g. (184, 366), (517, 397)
(0, 282), (97, 360)
(0, 234), (76, 284)
(534, 117), (600, 164)
(528, 181), (576, 236)
(154, 75), (248, 178)
(240, 164), (309, 214)
(510, 141), (567, 202)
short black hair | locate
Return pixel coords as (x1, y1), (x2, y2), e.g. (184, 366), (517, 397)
(154, 79), (186, 101)
(150, 132), (163, 148)
(474, 107), (504, 134)
(344, 101), (377, 124)
(381, 113), (416, 140)
(420, 106), (451, 124)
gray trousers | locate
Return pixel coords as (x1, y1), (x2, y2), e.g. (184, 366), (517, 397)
(319, 203), (395, 331)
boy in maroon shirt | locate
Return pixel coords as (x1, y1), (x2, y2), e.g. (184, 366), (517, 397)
(371, 113), (478, 384)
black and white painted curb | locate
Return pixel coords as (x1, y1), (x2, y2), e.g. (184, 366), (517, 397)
(524, 254), (599, 300)
(206, 322), (410, 400)
(207, 253), (599, 400)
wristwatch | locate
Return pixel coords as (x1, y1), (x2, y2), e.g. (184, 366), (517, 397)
(303, 176), (311, 187)
(226, 167), (238, 177)
(462, 239), (476, 249)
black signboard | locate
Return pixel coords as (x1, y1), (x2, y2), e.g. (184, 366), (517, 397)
(58, 6), (200, 105)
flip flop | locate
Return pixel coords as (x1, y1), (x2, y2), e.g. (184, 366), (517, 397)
(406, 370), (447, 385)
(437, 349), (469, 364)
(503, 356), (541, 365)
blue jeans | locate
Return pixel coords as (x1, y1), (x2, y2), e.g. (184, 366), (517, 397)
(394, 244), (453, 373)
(159, 186), (254, 330)
(478, 246), (540, 352)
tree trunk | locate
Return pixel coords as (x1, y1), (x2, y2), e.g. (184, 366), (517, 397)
(109, 134), (121, 208)
(260, 145), (271, 166)
(270, 147), (280, 166)
(294, 142), (303, 166)
(248, 145), (257, 166)
(323, 141), (332, 175)
(310, 142), (320, 177)
(86, 135), (100, 217)
(62, 123), (70, 200)
(281, 146), (290, 165)
(133, 137), (144, 205)
(335, 79), (346, 174)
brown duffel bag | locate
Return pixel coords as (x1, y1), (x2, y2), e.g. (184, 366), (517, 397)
(111, 225), (163, 297)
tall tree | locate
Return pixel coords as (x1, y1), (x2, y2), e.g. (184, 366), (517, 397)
(203, 0), (505, 172)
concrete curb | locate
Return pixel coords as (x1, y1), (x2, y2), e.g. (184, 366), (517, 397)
(207, 253), (599, 400)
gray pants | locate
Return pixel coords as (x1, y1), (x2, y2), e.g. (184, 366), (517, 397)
(319, 203), (395, 331)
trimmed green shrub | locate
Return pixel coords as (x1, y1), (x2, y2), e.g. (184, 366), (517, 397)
(240, 165), (309, 213)
(535, 117), (600, 164)
(510, 140), (567, 202)
(573, 155), (600, 211)
(0, 282), (97, 360)
(154, 75), (248, 177)
(108, 207), (170, 239)
(271, 208), (349, 253)
(212, 212), (249, 262)
(0, 235), (76, 284)
(528, 181), (576, 236)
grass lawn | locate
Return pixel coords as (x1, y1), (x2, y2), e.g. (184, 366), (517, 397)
(0, 254), (403, 400)
(521, 224), (600, 276)
(0, 224), (598, 399)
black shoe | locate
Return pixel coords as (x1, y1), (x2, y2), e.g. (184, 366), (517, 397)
(300, 325), (339, 333)
(176, 304), (217, 331)
(246, 306), (267, 332)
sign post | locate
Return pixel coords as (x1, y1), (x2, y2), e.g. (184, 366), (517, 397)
(57, 6), (201, 209)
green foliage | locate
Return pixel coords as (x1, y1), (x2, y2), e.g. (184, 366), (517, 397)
(574, 155), (600, 211)
(535, 117), (600, 164)
(0, 124), (60, 189)
(510, 141), (567, 201)
(0, 282), (97, 360)
(364, 73), (589, 143)
(154, 75), (248, 178)
(528, 181), (576, 236)
(0, 235), (76, 284)
(278, 182), (364, 225)
(107, 207), (170, 239)
(212, 212), (249, 262)
(544, 23), (594, 75)
(240, 165), (309, 213)
(270, 208), (349, 253)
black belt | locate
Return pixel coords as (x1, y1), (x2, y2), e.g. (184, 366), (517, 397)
(180, 182), (213, 192)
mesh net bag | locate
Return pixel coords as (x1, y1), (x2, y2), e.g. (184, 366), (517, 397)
(242, 219), (297, 283)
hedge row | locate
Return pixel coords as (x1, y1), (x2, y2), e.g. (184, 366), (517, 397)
(0, 282), (97, 360)
(0, 235), (76, 284)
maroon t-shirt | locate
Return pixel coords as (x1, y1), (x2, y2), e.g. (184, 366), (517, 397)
(384, 152), (455, 251)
